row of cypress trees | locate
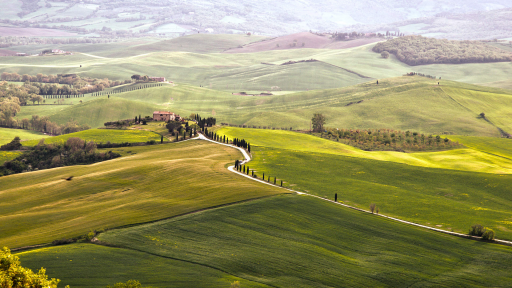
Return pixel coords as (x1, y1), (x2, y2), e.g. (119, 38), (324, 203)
(91, 83), (162, 96)
(234, 160), (283, 187)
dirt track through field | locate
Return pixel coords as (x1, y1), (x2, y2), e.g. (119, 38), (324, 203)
(198, 134), (512, 247)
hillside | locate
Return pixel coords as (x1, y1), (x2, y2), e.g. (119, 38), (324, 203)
(17, 195), (512, 287)
(217, 127), (512, 240)
(15, 76), (512, 135)
(0, 141), (284, 248)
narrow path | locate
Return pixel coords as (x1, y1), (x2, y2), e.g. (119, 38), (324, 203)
(198, 134), (512, 247)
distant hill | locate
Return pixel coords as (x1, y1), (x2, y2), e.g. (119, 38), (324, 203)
(349, 8), (512, 40)
(2, 0), (512, 37)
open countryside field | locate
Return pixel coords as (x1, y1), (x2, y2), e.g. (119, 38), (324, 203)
(53, 195), (509, 287)
(3, 36), (512, 90)
(0, 140), (285, 248)
(217, 127), (512, 174)
(17, 76), (512, 136)
(217, 127), (512, 240)
(21, 128), (165, 146)
(17, 244), (265, 288)
(0, 127), (48, 145)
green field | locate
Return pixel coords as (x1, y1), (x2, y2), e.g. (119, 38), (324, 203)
(217, 127), (512, 174)
(0, 151), (21, 164)
(0, 140), (284, 248)
(0, 127), (48, 145)
(20, 195), (512, 287)
(217, 127), (512, 240)
(4, 38), (512, 91)
(16, 244), (265, 288)
(15, 76), (512, 137)
(21, 128), (165, 146)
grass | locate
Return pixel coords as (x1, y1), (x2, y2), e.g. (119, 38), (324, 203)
(0, 151), (21, 164)
(0, 127), (48, 145)
(21, 128), (166, 146)
(217, 127), (512, 240)
(91, 195), (512, 287)
(450, 136), (512, 160)
(16, 244), (267, 288)
(217, 127), (512, 174)
(0, 140), (284, 248)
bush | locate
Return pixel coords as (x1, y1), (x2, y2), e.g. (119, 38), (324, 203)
(0, 137), (22, 151)
(106, 280), (147, 288)
(381, 51), (390, 59)
(482, 229), (496, 240)
(469, 224), (486, 236)
(0, 247), (63, 288)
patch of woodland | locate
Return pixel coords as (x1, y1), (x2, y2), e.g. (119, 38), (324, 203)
(373, 35), (512, 65)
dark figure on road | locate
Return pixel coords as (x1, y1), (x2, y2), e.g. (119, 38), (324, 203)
(376, 80), (379, 85)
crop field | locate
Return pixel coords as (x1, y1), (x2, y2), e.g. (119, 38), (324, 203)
(3, 37), (512, 91)
(17, 76), (512, 136)
(65, 195), (510, 287)
(450, 136), (512, 160)
(217, 127), (512, 240)
(217, 127), (512, 174)
(17, 244), (264, 288)
(0, 127), (48, 145)
(0, 140), (285, 248)
(21, 129), (165, 146)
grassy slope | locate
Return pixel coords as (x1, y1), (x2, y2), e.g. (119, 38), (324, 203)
(3, 40), (512, 89)
(0, 127), (48, 145)
(94, 195), (512, 287)
(450, 136), (512, 160)
(21, 129), (165, 146)
(217, 127), (512, 239)
(217, 127), (512, 174)
(18, 76), (512, 135)
(17, 244), (267, 288)
(0, 141), (284, 248)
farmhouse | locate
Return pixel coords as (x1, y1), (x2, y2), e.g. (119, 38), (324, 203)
(149, 77), (166, 82)
(153, 111), (175, 122)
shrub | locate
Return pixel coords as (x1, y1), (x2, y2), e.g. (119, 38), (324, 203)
(469, 224), (486, 236)
(0, 247), (63, 288)
(370, 203), (376, 214)
(230, 281), (241, 288)
(106, 280), (147, 288)
(482, 229), (496, 241)
(0, 137), (22, 151)
(381, 51), (390, 59)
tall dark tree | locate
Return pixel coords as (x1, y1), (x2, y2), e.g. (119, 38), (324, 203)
(312, 113), (326, 132)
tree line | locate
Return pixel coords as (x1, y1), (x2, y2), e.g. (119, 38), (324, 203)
(1, 72), (131, 95)
(372, 35), (512, 65)
(0, 137), (120, 176)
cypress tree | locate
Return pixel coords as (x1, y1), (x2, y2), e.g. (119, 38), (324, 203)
(274, 177), (276, 185)
(247, 167), (249, 175)
(190, 129), (193, 138)
(335, 193), (337, 202)
(248, 144), (251, 153)
(161, 135), (163, 144)
(281, 180), (283, 186)
(262, 172), (265, 180)
(176, 133), (179, 141)
(243, 166), (246, 173)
